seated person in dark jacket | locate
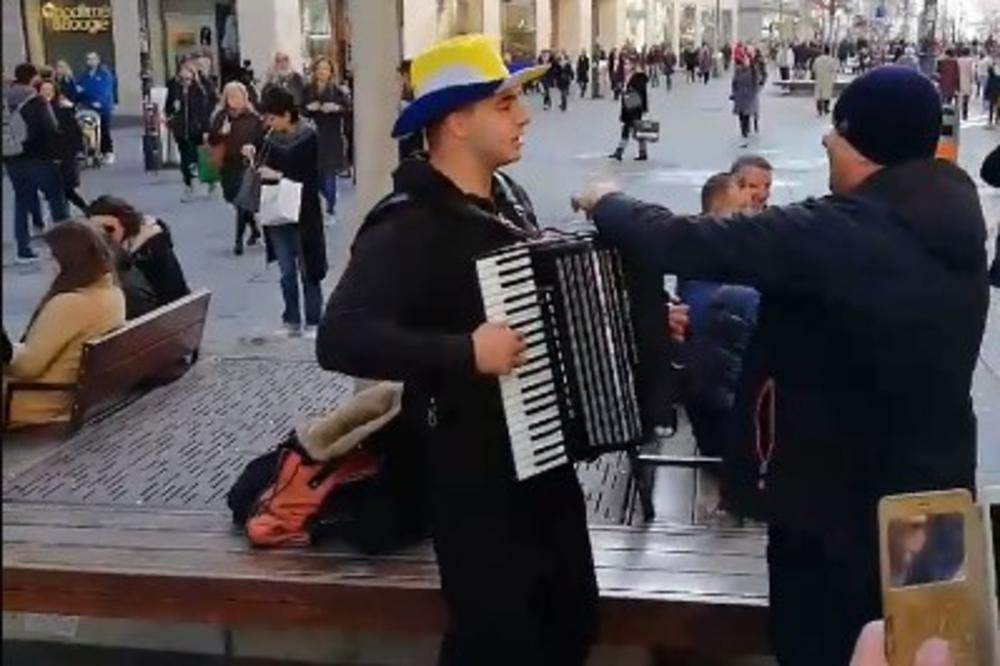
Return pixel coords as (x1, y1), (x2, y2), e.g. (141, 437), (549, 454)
(678, 173), (760, 457)
(87, 196), (190, 309)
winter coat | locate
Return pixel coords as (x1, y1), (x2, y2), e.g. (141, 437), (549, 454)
(302, 81), (351, 174)
(4, 84), (60, 161)
(317, 158), (541, 490)
(55, 74), (78, 104)
(592, 158), (988, 532)
(812, 54), (838, 100)
(51, 101), (83, 188)
(207, 108), (265, 202)
(699, 48), (713, 73)
(957, 56), (975, 95)
(576, 56), (590, 84)
(260, 122), (327, 283)
(731, 65), (759, 116)
(984, 66), (1000, 102)
(122, 217), (191, 307)
(555, 62), (574, 90)
(261, 71), (306, 108)
(937, 57), (960, 99)
(620, 71), (649, 124)
(75, 66), (115, 113)
(165, 78), (213, 141)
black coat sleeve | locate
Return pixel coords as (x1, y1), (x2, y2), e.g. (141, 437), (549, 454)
(982, 145), (1000, 188)
(316, 216), (475, 382)
(592, 192), (857, 293)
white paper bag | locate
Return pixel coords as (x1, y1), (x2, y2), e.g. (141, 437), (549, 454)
(259, 178), (302, 226)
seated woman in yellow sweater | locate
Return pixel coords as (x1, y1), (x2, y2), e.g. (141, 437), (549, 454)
(4, 221), (126, 429)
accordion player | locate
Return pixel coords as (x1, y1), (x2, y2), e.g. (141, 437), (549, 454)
(476, 234), (677, 481)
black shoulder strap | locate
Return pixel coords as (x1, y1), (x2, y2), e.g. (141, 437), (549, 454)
(359, 192), (413, 233)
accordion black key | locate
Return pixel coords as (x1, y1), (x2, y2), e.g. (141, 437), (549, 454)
(477, 235), (663, 481)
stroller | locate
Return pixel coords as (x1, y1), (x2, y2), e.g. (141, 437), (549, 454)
(75, 108), (102, 169)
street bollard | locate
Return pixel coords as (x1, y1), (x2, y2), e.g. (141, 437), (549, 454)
(935, 103), (959, 163)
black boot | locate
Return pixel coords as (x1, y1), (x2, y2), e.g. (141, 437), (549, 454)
(609, 147), (623, 161)
(635, 151), (648, 161)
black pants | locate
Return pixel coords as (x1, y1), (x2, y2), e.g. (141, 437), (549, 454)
(960, 94), (970, 120)
(99, 111), (113, 154)
(434, 467), (598, 666)
(701, 70), (710, 84)
(176, 136), (200, 187)
(559, 87), (569, 111)
(739, 113), (751, 138)
(664, 72), (672, 90)
(780, 66), (790, 81)
(234, 206), (259, 246)
(687, 67), (697, 83)
(767, 524), (880, 666)
(815, 99), (831, 116)
(543, 85), (552, 109)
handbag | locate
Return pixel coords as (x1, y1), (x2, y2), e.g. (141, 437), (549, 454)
(232, 132), (271, 214)
(633, 119), (660, 143)
(623, 89), (644, 112)
(259, 177), (303, 226)
(196, 145), (221, 184)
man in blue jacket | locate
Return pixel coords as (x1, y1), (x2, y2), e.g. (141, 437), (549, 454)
(76, 52), (116, 163)
(576, 67), (989, 665)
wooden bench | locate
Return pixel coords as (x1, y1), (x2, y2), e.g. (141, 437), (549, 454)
(2, 501), (769, 656)
(2, 356), (769, 658)
(3, 289), (211, 434)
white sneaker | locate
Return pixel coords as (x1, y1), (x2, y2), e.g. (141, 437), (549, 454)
(207, 182), (218, 198)
(302, 325), (318, 340)
(278, 323), (302, 338)
(102, 153), (115, 165)
(181, 186), (195, 203)
(324, 212), (337, 228)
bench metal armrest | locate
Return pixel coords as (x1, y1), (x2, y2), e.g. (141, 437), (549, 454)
(3, 381), (77, 431)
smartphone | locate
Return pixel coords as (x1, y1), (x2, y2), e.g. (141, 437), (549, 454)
(979, 485), (1000, 666)
(878, 489), (986, 666)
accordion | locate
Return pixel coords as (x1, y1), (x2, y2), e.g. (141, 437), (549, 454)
(476, 235), (666, 481)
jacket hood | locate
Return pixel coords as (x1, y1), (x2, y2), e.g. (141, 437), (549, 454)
(266, 121), (314, 148)
(392, 156), (470, 203)
(853, 159), (987, 272)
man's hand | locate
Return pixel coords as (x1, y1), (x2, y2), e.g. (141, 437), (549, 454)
(574, 177), (622, 218)
(472, 322), (526, 376)
(668, 303), (690, 343)
(240, 144), (255, 160)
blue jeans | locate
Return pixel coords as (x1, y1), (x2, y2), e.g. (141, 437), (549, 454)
(5, 158), (69, 254)
(319, 171), (338, 214)
(267, 224), (322, 327)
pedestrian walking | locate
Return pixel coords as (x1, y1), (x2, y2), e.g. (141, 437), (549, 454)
(555, 52), (573, 111)
(207, 81), (264, 255)
(731, 56), (760, 145)
(975, 50), (992, 103)
(937, 48), (960, 104)
(577, 66), (987, 666)
(4, 63), (69, 263)
(984, 63), (1000, 127)
(982, 145), (1000, 286)
(35, 79), (87, 215)
(613, 51), (627, 99)
(75, 52), (115, 163)
(684, 46), (698, 83)
(663, 48), (677, 90)
(253, 86), (327, 338)
(699, 45), (713, 84)
(812, 46), (838, 116)
(722, 43), (733, 71)
(957, 46), (975, 120)
(609, 60), (650, 162)
(540, 51), (554, 110)
(896, 45), (920, 71)
(302, 55), (351, 222)
(261, 52), (306, 109)
(777, 43), (794, 81)
(166, 62), (213, 202)
(576, 51), (590, 97)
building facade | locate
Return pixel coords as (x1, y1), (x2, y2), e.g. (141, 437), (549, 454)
(3, 0), (744, 118)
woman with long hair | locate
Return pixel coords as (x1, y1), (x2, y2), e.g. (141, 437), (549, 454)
(4, 221), (125, 428)
(54, 60), (78, 104)
(207, 80), (264, 255)
(609, 59), (650, 161)
(35, 78), (88, 214)
(302, 56), (351, 222)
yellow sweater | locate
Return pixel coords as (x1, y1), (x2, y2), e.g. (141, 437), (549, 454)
(5, 274), (125, 428)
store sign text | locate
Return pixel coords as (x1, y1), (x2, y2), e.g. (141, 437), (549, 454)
(41, 3), (112, 34)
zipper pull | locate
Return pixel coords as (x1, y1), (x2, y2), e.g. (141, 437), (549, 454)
(426, 397), (438, 428)
(757, 459), (768, 491)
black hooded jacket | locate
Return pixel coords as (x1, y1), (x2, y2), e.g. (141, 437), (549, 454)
(317, 158), (540, 490)
(593, 159), (989, 531)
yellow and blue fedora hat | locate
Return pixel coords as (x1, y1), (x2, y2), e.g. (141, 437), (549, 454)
(392, 34), (548, 138)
